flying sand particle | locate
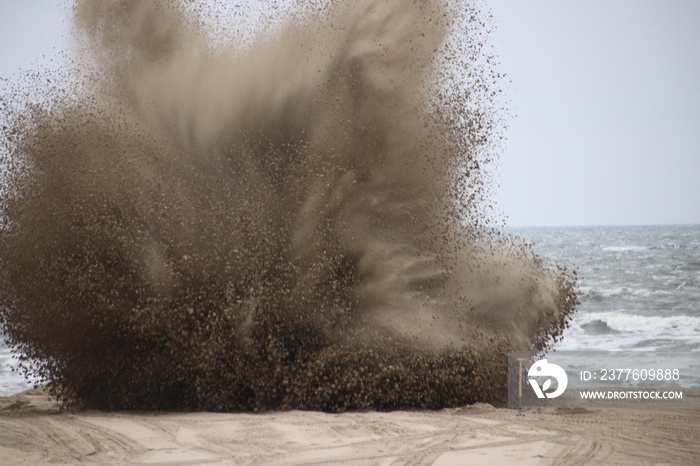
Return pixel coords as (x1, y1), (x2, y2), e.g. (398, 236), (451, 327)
(0, 0), (577, 411)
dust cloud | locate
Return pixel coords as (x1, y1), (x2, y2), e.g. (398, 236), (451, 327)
(0, 0), (577, 411)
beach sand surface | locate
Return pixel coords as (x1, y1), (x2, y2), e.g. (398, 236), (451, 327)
(1, 388), (698, 465)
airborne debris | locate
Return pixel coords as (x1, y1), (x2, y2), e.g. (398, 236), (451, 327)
(0, 0), (577, 411)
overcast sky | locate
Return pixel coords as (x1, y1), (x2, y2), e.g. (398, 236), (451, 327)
(1, 1), (699, 227)
(489, 0), (700, 226)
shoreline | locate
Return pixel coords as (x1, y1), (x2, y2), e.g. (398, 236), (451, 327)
(1, 388), (698, 465)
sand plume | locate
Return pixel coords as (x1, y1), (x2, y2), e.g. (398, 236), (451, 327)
(0, 0), (577, 410)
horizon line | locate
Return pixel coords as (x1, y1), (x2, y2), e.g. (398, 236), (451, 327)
(501, 222), (700, 229)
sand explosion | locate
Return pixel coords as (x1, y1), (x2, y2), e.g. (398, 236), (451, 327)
(0, 0), (577, 411)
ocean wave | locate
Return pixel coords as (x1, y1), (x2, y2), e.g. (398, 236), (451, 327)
(575, 312), (700, 335)
(602, 246), (648, 252)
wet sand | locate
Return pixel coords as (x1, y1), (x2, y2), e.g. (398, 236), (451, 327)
(1, 388), (698, 465)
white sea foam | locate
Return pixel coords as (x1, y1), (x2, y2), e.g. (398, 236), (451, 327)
(0, 347), (33, 395)
(602, 245), (648, 252)
(577, 312), (700, 334)
(558, 311), (700, 351)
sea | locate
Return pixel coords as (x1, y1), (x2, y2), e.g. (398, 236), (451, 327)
(512, 224), (700, 353)
(1, 224), (699, 396)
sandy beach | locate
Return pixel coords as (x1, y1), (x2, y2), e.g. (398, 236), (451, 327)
(0, 388), (697, 465)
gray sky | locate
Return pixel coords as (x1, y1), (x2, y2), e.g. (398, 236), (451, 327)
(489, 0), (700, 226)
(1, 1), (699, 227)
(0, 1), (69, 80)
